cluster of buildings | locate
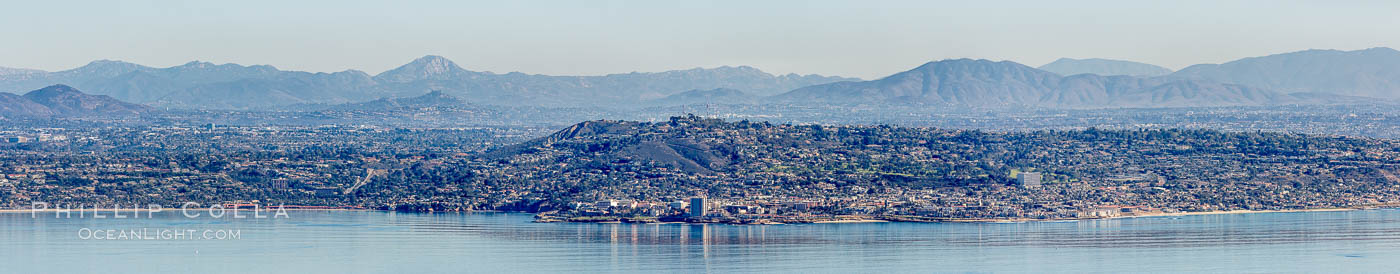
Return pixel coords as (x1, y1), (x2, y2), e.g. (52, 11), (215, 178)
(7, 114), (1400, 223)
(2, 133), (67, 143)
(0, 124), (539, 209)
(515, 117), (1400, 222)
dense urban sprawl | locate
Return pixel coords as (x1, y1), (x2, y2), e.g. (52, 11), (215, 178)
(6, 114), (1399, 223)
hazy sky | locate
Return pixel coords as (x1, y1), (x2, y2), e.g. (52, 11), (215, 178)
(3, 0), (1399, 79)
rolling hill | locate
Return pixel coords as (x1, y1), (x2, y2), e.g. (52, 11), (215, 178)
(0, 84), (150, 118)
(772, 59), (1297, 108)
(1172, 47), (1400, 99)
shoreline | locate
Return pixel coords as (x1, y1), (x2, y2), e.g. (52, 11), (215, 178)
(0, 208), (374, 213)
(928, 207), (1375, 223)
(4, 206), (1388, 224)
(1113, 207), (1360, 219)
(812, 219), (889, 224)
(910, 207), (1374, 224)
(540, 206), (1390, 225)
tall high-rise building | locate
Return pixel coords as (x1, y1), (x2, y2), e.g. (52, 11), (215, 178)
(689, 197), (707, 217)
(1018, 172), (1043, 188)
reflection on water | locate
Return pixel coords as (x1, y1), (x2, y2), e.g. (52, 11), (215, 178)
(4, 209), (1400, 273)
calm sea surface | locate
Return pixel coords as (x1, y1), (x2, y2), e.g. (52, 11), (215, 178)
(4, 209), (1400, 273)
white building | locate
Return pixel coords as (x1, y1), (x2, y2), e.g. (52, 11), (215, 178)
(1018, 172), (1043, 188)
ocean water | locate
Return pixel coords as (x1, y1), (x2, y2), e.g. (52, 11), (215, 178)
(4, 209), (1400, 273)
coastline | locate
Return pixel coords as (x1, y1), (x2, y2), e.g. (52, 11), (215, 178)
(813, 219), (889, 224)
(0, 208), (374, 213)
(931, 207), (1373, 223)
(538, 206), (1389, 225)
(1116, 207), (1360, 219)
(910, 207), (1372, 224)
(3, 206), (1384, 224)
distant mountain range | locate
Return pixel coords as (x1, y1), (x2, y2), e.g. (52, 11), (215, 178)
(3, 47), (1400, 110)
(771, 59), (1306, 108)
(0, 56), (854, 109)
(1037, 58), (1172, 77)
(649, 88), (755, 106)
(371, 56), (854, 106)
(0, 84), (151, 118)
(0, 66), (45, 76)
(1171, 47), (1400, 99)
(326, 90), (466, 111)
(0, 60), (379, 109)
(774, 48), (1400, 108)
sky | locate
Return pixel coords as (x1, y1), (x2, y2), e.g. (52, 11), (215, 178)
(2, 0), (1399, 79)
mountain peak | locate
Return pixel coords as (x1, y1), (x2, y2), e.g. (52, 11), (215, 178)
(374, 55), (473, 82)
(409, 55), (460, 72)
(715, 65), (762, 73)
(661, 65), (771, 77)
(911, 58), (1020, 70)
(776, 58), (1061, 105)
(775, 56), (1289, 108)
(66, 59), (150, 76)
(16, 84), (150, 116)
(330, 89), (465, 111)
(414, 54), (450, 61)
(86, 59), (131, 65)
(0, 66), (46, 76)
(1037, 57), (1172, 77)
(1359, 47), (1399, 55)
(24, 84), (82, 97)
(179, 61), (215, 68)
(1171, 47), (1400, 98)
(1258, 47), (1400, 59)
(171, 61), (280, 72)
(77, 59), (138, 69)
(904, 58), (1044, 76)
(23, 84), (97, 106)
